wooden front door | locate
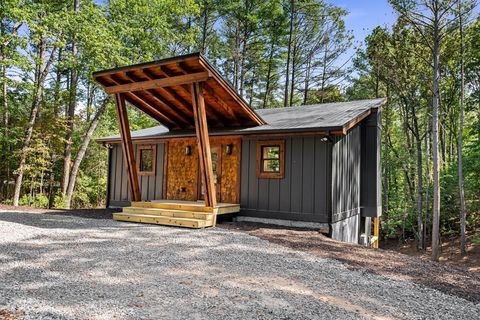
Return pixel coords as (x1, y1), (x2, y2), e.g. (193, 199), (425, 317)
(199, 145), (222, 202)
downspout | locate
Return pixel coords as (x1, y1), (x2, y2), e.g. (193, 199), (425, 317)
(325, 132), (333, 238)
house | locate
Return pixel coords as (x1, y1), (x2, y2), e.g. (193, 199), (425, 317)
(94, 53), (383, 245)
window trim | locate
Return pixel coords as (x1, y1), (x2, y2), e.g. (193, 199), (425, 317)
(136, 144), (157, 176)
(256, 140), (285, 179)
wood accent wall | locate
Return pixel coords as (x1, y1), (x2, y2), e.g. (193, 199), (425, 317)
(164, 137), (241, 203)
(219, 138), (241, 203)
(165, 139), (199, 201)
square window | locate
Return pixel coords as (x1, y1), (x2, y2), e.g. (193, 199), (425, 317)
(137, 145), (156, 176)
(257, 141), (285, 179)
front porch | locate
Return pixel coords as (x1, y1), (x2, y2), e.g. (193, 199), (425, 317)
(94, 53), (263, 229)
(113, 200), (240, 228)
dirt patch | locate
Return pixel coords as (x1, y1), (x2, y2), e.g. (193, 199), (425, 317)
(219, 222), (480, 303)
(383, 230), (480, 273)
(0, 309), (24, 320)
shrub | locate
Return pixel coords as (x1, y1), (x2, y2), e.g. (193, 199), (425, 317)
(54, 194), (67, 209)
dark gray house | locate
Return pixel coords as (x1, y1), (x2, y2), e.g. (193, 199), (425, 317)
(94, 53), (383, 245)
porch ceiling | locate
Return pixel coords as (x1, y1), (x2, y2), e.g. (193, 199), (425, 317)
(93, 53), (265, 130)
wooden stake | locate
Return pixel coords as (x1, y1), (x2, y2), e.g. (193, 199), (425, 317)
(191, 82), (217, 208)
(114, 93), (141, 202)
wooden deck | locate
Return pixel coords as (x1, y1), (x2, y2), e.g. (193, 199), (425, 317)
(113, 200), (240, 228)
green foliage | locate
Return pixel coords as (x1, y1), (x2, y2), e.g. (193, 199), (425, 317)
(18, 194), (49, 208)
(472, 235), (480, 245)
(347, 13), (480, 244)
(54, 194), (67, 209)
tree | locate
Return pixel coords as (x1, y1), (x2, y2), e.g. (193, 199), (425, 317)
(389, 0), (463, 261)
(62, 0), (81, 196)
(0, 0), (24, 199)
(13, 1), (69, 206)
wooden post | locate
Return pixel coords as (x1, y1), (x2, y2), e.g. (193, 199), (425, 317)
(114, 93), (141, 202)
(373, 217), (380, 249)
(191, 82), (217, 208)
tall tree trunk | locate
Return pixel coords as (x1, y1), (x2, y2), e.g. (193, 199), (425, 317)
(320, 45), (328, 103)
(13, 38), (51, 206)
(289, 43), (297, 107)
(1, 15), (7, 198)
(283, 0), (294, 108)
(1, 64), (6, 133)
(65, 99), (109, 209)
(303, 53), (312, 105)
(408, 97), (425, 250)
(248, 64), (257, 107)
(263, 38), (275, 109)
(233, 22), (241, 90)
(1, 64), (8, 199)
(431, 7), (441, 262)
(200, 0), (208, 54)
(413, 117), (424, 250)
(62, 0), (80, 195)
(458, 0), (467, 256)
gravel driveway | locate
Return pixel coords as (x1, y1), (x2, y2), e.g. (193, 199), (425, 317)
(0, 209), (479, 320)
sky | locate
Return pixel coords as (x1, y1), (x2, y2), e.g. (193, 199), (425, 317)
(331, 0), (397, 46)
(328, 0), (398, 76)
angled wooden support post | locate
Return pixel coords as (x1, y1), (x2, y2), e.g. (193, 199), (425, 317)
(114, 93), (141, 202)
(191, 82), (217, 209)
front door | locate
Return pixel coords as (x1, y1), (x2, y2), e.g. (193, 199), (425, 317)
(199, 144), (222, 202)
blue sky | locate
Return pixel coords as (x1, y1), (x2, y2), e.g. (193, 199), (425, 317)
(329, 0), (397, 70)
(330, 0), (397, 46)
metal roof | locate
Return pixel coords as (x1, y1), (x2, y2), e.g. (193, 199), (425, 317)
(97, 98), (386, 143)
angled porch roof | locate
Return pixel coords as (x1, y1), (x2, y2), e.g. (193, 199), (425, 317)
(93, 53), (265, 130)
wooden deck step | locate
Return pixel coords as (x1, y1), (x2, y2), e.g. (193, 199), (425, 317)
(116, 201), (240, 229)
(123, 207), (213, 220)
(131, 201), (215, 213)
(113, 212), (213, 228)
(130, 201), (240, 215)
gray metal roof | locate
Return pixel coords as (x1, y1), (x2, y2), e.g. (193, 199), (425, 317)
(97, 98), (385, 142)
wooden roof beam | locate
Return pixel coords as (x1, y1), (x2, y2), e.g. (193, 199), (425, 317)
(92, 53), (200, 78)
(175, 62), (240, 124)
(173, 62), (239, 122)
(108, 75), (179, 128)
(196, 58), (265, 126)
(202, 83), (240, 125)
(140, 68), (196, 119)
(102, 71), (210, 94)
(155, 65), (228, 127)
(122, 71), (194, 128)
(168, 64), (236, 126)
(123, 93), (179, 129)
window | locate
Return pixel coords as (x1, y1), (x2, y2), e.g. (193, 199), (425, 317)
(136, 145), (156, 176)
(256, 140), (285, 179)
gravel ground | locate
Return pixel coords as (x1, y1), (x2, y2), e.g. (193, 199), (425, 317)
(0, 209), (479, 320)
(220, 222), (480, 303)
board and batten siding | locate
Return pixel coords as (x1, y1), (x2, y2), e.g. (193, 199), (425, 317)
(360, 112), (382, 217)
(330, 125), (361, 243)
(240, 136), (331, 223)
(108, 143), (165, 207)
